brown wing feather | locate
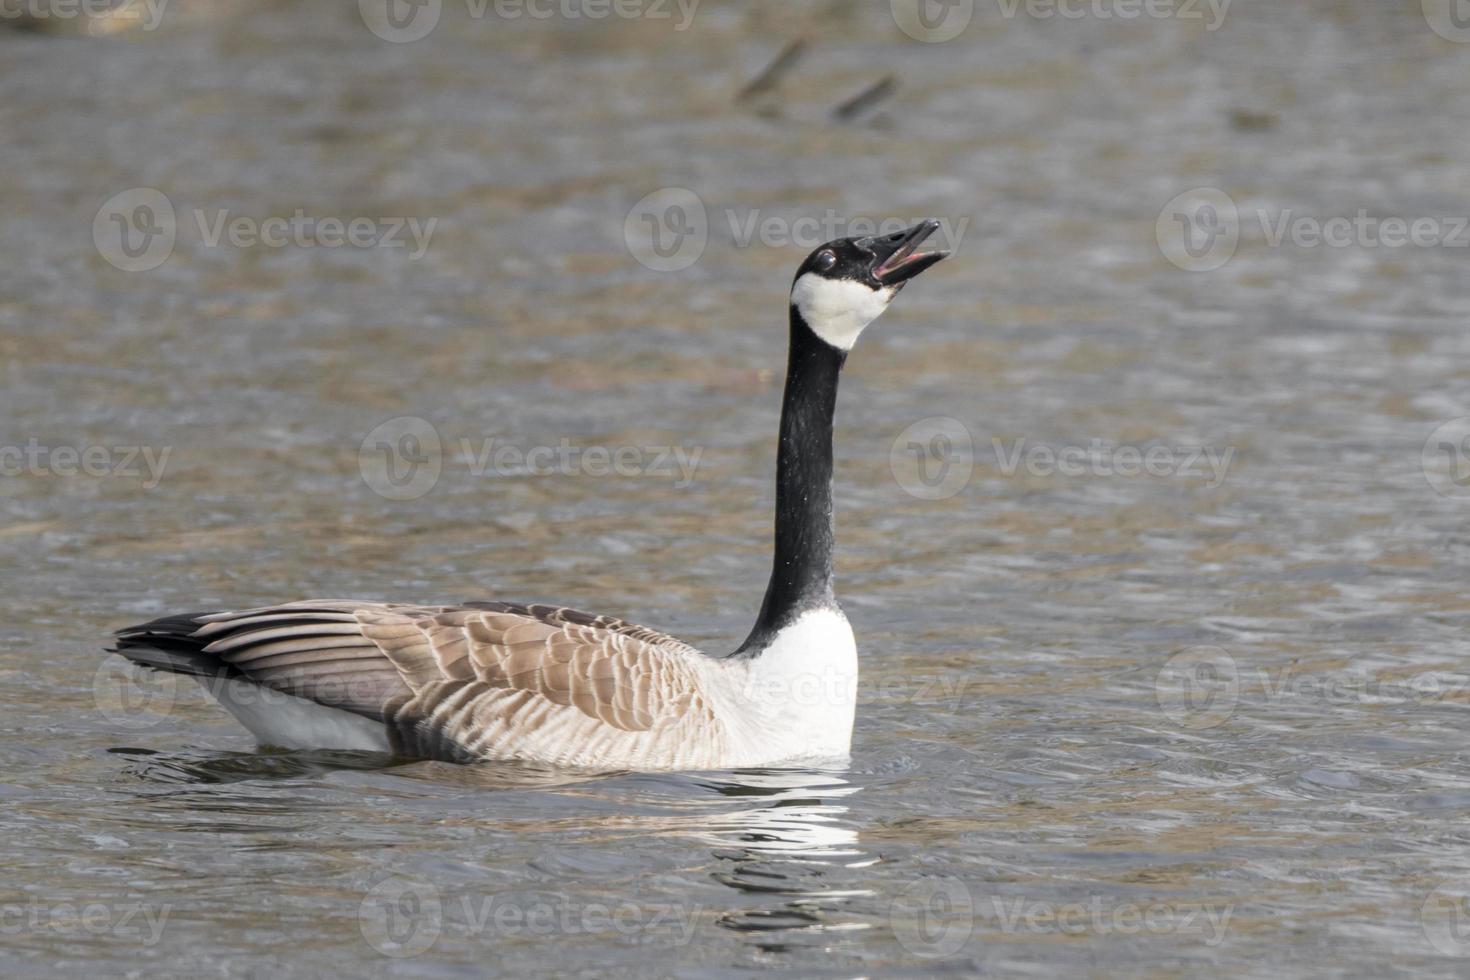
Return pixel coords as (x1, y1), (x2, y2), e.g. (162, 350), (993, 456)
(120, 599), (714, 761)
(357, 605), (703, 734)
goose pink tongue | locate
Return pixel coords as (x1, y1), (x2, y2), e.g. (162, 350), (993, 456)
(872, 220), (949, 285)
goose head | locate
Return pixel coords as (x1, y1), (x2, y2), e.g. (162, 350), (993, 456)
(790, 219), (949, 352)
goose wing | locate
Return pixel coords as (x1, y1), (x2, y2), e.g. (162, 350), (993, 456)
(115, 600), (724, 764)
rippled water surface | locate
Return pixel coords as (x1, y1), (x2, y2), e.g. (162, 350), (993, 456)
(4, 1), (1470, 976)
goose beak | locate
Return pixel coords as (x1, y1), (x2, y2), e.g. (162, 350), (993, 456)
(869, 219), (949, 287)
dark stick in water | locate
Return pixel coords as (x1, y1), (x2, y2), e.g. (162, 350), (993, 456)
(737, 38), (808, 103)
(832, 74), (898, 123)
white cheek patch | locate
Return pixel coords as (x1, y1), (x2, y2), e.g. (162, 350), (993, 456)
(790, 273), (895, 351)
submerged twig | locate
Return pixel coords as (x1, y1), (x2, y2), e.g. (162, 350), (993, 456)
(737, 38), (808, 103)
(832, 74), (898, 123)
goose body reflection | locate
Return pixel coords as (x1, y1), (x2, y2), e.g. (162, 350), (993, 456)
(685, 770), (879, 941)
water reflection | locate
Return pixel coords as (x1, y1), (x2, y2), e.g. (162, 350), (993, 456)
(111, 746), (406, 785)
(120, 752), (878, 946)
(690, 770), (876, 943)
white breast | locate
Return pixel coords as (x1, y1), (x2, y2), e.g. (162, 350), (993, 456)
(718, 608), (859, 765)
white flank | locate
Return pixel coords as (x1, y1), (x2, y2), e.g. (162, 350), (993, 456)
(790, 273), (895, 351)
(200, 676), (392, 753)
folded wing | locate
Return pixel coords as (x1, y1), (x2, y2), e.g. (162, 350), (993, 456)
(114, 600), (722, 765)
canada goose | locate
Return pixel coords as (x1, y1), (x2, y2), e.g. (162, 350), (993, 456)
(110, 221), (950, 770)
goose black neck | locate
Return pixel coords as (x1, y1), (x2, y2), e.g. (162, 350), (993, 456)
(737, 306), (846, 654)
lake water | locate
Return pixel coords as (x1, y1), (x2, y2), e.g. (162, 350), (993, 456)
(4, 0), (1470, 976)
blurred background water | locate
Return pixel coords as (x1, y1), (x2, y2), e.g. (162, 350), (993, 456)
(3, 0), (1470, 975)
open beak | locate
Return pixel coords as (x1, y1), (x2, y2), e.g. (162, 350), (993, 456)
(869, 219), (949, 287)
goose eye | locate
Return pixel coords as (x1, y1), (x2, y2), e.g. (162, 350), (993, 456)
(814, 251), (837, 272)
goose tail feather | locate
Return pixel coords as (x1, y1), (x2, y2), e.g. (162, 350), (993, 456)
(110, 612), (236, 679)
